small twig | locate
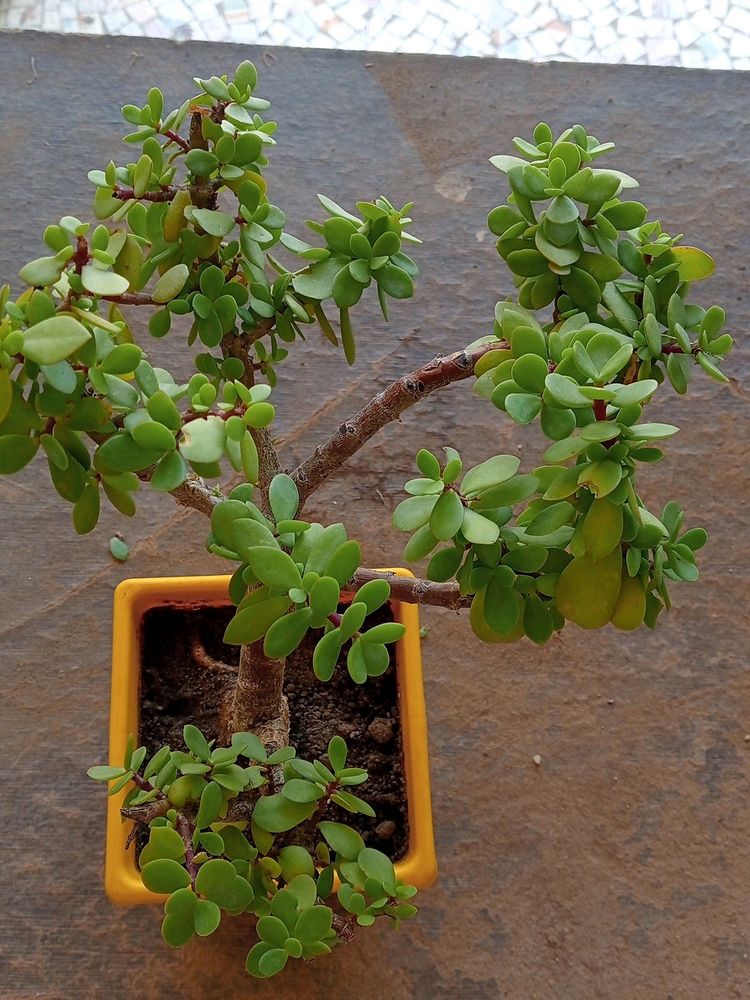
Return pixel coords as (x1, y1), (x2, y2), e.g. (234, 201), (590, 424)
(112, 184), (177, 203)
(175, 813), (199, 886)
(26, 56), (38, 85)
(162, 128), (190, 152)
(101, 291), (155, 305)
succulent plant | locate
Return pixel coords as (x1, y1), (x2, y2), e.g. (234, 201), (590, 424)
(2, 61), (732, 977)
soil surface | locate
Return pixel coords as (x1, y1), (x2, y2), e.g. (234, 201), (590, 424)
(139, 601), (409, 859)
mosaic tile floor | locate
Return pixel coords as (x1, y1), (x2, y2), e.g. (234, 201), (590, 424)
(0, 0), (748, 69)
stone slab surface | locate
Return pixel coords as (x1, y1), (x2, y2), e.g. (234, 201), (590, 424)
(0, 31), (749, 999)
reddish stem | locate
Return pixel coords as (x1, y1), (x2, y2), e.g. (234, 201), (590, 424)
(162, 129), (190, 152)
(593, 398), (607, 421)
(112, 184), (177, 203)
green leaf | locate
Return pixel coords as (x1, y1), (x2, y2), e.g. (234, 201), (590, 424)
(358, 847), (396, 893)
(73, 477), (100, 534)
(577, 460), (622, 498)
(376, 263), (413, 299)
(140, 826), (186, 867)
(87, 765), (127, 782)
(141, 859), (191, 894)
(525, 501), (574, 536)
(179, 416), (226, 463)
(109, 536), (130, 561)
(0, 435), (38, 474)
(392, 494), (438, 532)
(292, 257), (346, 300)
(151, 451), (187, 491)
(326, 539), (361, 586)
(194, 898), (221, 937)
(196, 780), (224, 829)
(22, 316), (91, 365)
(258, 948), (289, 977)
(505, 392), (542, 425)
(328, 735), (347, 772)
(461, 508), (500, 545)
(252, 793), (315, 833)
(461, 455), (521, 495)
(263, 607), (313, 658)
(192, 209), (235, 238)
(484, 575), (521, 635)
(195, 858), (253, 912)
(429, 489), (464, 541)
(318, 821), (364, 860)
(545, 373), (592, 409)
(80, 265), (129, 297)
(269, 473), (299, 522)
(340, 307), (356, 364)
(696, 351), (729, 383)
(132, 420), (175, 452)
(354, 577), (390, 614)
(294, 905), (333, 943)
(247, 547), (303, 591)
(162, 889), (197, 948)
(313, 629), (343, 682)
(628, 423), (679, 440)
(281, 778), (324, 803)
(362, 621), (405, 645)
(185, 148), (219, 176)
(223, 596), (292, 645)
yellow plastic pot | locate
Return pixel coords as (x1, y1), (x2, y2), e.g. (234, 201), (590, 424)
(105, 570), (437, 904)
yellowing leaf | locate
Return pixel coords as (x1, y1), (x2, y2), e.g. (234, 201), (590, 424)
(555, 548), (622, 629)
(611, 573), (646, 631)
(582, 498), (623, 561)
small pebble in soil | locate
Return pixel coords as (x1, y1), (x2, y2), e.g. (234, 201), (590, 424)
(375, 820), (397, 840)
(532, 754), (542, 766)
(368, 716), (395, 744)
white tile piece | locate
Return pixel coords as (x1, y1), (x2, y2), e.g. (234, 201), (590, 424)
(1, 0), (747, 71)
(726, 6), (750, 29)
(729, 33), (750, 56)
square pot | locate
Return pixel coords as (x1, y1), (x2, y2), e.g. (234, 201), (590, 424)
(104, 570), (437, 904)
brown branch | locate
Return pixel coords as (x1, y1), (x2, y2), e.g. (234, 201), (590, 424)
(175, 812), (199, 885)
(349, 568), (471, 610)
(121, 798), (171, 825)
(112, 184), (178, 203)
(101, 292), (155, 305)
(222, 327), (281, 518)
(291, 340), (503, 507)
(222, 640), (289, 749)
(147, 469), (224, 516)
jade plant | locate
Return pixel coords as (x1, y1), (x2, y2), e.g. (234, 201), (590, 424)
(1, 62), (732, 976)
(89, 728), (416, 976)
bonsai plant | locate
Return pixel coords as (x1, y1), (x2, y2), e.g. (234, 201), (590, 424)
(0, 60), (733, 978)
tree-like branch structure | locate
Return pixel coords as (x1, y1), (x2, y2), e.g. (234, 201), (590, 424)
(291, 340), (504, 507)
(149, 339), (505, 610)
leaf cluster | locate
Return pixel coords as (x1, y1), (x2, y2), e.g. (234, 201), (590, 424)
(88, 726), (417, 978)
(208, 473), (405, 680)
(0, 60), (420, 529)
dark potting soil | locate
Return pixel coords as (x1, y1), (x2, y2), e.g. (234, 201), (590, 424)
(138, 602), (409, 860)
